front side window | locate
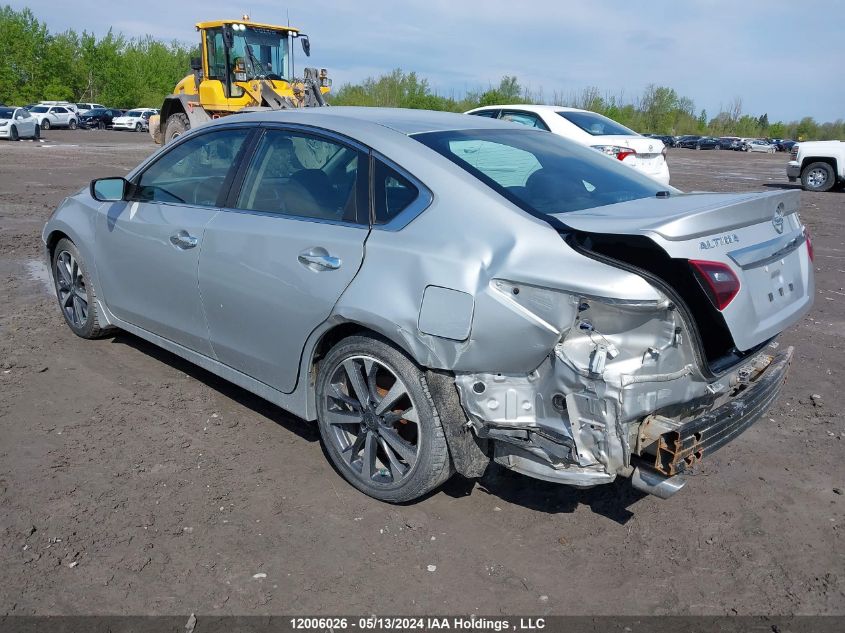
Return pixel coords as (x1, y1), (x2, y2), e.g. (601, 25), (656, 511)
(133, 128), (250, 206)
(414, 129), (663, 215)
(236, 129), (361, 223)
(557, 110), (636, 136)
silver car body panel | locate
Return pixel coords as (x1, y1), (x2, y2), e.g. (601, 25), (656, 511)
(43, 107), (814, 494)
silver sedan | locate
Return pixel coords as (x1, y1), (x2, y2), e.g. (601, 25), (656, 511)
(43, 108), (814, 502)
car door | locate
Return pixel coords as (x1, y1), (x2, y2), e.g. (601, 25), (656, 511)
(95, 126), (253, 355)
(15, 109), (35, 136)
(198, 126), (370, 392)
(51, 107), (69, 126)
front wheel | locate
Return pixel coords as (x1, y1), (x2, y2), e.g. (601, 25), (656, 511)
(316, 336), (452, 503)
(163, 113), (190, 144)
(98, 121), (105, 130)
(801, 161), (836, 192)
(33, 125), (40, 140)
(9, 125), (18, 141)
(134, 122), (142, 132)
(41, 119), (51, 130)
(51, 238), (112, 339)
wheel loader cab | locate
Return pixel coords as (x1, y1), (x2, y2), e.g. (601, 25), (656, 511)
(198, 21), (294, 109)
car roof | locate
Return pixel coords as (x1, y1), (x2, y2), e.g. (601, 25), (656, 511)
(468, 104), (586, 115)
(221, 106), (529, 136)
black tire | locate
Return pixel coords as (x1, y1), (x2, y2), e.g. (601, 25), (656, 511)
(41, 119), (50, 130)
(68, 119), (77, 130)
(9, 125), (18, 141)
(134, 122), (142, 132)
(33, 125), (40, 140)
(163, 113), (189, 144)
(801, 161), (836, 192)
(695, 144), (701, 150)
(98, 121), (105, 130)
(51, 238), (112, 339)
(316, 335), (452, 503)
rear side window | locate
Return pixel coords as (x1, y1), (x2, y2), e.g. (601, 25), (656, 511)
(468, 109), (499, 119)
(501, 110), (549, 130)
(414, 129), (662, 215)
(557, 111), (636, 136)
(133, 128), (249, 206)
(373, 160), (419, 225)
(235, 129), (363, 223)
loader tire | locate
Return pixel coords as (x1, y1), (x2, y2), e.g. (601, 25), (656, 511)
(164, 113), (190, 144)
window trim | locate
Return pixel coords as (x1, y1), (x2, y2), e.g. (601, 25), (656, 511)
(127, 123), (258, 209)
(220, 123), (370, 228)
(369, 151), (433, 232)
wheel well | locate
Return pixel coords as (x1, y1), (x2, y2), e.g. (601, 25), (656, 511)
(45, 230), (70, 261)
(309, 322), (421, 374)
(160, 98), (186, 130)
(801, 156), (837, 175)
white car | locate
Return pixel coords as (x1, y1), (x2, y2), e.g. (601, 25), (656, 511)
(0, 107), (40, 140)
(787, 141), (845, 192)
(28, 105), (78, 130)
(744, 139), (777, 154)
(75, 102), (106, 115)
(112, 109), (158, 132)
(466, 104), (671, 185)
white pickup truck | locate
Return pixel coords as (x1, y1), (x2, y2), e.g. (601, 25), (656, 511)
(787, 141), (845, 192)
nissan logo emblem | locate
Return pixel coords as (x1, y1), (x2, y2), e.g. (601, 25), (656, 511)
(772, 204), (785, 234)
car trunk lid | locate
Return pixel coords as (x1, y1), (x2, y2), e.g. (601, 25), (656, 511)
(555, 190), (814, 355)
(592, 134), (666, 170)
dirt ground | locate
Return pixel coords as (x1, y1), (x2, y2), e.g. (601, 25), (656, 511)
(0, 129), (842, 616)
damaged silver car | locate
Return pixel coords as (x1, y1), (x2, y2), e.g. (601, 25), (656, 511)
(42, 108), (814, 502)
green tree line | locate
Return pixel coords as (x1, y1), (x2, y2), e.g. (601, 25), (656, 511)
(2, 5), (841, 140)
(0, 5), (196, 108)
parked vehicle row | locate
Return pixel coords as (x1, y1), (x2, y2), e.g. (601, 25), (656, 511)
(647, 133), (796, 153)
(8, 102), (160, 132)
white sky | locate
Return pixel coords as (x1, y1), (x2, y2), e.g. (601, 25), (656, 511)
(18, 0), (845, 122)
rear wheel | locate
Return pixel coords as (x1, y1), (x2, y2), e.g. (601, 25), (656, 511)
(51, 238), (111, 339)
(801, 162), (836, 192)
(163, 113), (190, 144)
(98, 121), (105, 130)
(316, 336), (452, 503)
(68, 119), (77, 130)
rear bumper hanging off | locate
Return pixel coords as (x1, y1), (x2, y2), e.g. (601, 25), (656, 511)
(648, 347), (793, 477)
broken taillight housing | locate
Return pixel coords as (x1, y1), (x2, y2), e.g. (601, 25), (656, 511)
(591, 145), (637, 161)
(803, 226), (814, 261)
(689, 260), (740, 311)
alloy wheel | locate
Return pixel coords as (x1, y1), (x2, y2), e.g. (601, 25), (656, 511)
(323, 355), (421, 486)
(806, 168), (828, 189)
(55, 250), (89, 328)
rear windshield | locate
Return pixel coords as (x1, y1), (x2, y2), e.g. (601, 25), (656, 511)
(557, 111), (636, 136)
(413, 129), (663, 215)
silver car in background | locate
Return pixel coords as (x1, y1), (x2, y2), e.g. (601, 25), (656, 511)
(43, 108), (814, 503)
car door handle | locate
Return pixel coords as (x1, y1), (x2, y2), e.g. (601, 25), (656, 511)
(170, 231), (198, 250)
(298, 251), (342, 271)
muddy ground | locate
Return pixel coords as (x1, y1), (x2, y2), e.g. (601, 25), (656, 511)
(0, 129), (842, 616)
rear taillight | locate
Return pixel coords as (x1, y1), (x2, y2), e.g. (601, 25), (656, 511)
(591, 145), (637, 161)
(690, 260), (741, 311)
(804, 226), (814, 261)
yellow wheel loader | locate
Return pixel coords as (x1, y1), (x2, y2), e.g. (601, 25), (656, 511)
(149, 17), (331, 144)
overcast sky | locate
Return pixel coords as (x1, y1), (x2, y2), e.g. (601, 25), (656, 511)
(16, 0), (845, 122)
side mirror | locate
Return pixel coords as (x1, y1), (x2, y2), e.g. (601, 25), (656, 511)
(190, 56), (202, 71)
(300, 35), (311, 57)
(91, 177), (128, 202)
